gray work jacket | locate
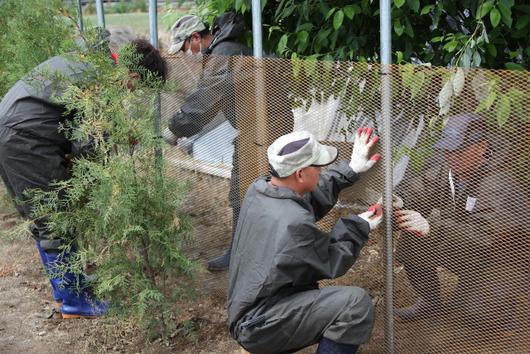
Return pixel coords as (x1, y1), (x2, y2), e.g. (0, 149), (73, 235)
(227, 161), (371, 331)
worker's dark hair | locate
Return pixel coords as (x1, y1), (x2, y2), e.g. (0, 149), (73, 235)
(131, 38), (167, 81)
(197, 28), (210, 38)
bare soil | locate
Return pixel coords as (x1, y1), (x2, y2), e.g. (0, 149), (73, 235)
(1, 175), (526, 354)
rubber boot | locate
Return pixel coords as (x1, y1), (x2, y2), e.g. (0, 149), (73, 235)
(35, 240), (63, 310)
(45, 250), (108, 319)
(396, 261), (441, 322)
(316, 338), (359, 354)
(207, 248), (231, 271)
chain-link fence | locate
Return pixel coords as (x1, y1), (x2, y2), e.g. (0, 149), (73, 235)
(161, 54), (529, 353)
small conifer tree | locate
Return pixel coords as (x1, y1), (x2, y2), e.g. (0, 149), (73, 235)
(29, 27), (194, 337)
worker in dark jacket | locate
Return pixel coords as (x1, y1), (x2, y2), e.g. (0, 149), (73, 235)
(164, 12), (294, 271)
(0, 39), (166, 318)
(228, 129), (383, 354)
(394, 113), (528, 329)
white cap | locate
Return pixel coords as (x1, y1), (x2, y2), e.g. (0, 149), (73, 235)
(267, 131), (338, 178)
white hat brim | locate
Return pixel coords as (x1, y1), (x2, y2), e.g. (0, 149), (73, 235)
(312, 145), (338, 167)
(168, 41), (185, 55)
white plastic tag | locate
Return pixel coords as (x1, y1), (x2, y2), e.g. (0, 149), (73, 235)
(465, 196), (477, 212)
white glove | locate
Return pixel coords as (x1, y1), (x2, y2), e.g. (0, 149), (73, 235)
(162, 127), (178, 146)
(358, 204), (383, 231)
(395, 209), (430, 237)
(349, 127), (381, 173)
(377, 193), (404, 209)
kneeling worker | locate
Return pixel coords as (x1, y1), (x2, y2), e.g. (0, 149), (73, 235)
(228, 129), (383, 354)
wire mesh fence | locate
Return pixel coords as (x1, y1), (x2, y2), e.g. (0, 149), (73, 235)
(161, 54), (529, 353)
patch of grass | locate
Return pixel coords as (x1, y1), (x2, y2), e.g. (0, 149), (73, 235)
(84, 13), (152, 35)
(83, 8), (191, 36)
(0, 186), (17, 215)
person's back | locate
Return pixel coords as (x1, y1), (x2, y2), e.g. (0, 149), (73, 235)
(0, 56), (88, 145)
(228, 129), (383, 354)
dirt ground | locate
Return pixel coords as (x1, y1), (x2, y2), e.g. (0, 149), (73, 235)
(1, 170), (527, 354)
(0, 181), (242, 354)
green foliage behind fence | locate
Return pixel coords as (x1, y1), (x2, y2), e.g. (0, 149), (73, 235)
(0, 0), (77, 98)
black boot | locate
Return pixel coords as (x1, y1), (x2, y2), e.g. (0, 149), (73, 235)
(207, 249), (231, 271)
(316, 337), (359, 354)
(396, 261), (441, 322)
(395, 296), (441, 322)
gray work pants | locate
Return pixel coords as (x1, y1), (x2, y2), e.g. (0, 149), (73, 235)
(234, 286), (374, 354)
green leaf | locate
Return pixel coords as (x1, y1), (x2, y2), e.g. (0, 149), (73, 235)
(461, 47), (472, 68)
(393, 19), (404, 36)
(487, 44), (497, 57)
(296, 31), (309, 52)
(477, 0), (494, 18)
(431, 36), (444, 43)
(267, 25), (281, 39)
(277, 34), (288, 55)
(490, 8), (501, 27)
(407, 0), (420, 13)
(420, 5), (434, 15)
(411, 71), (425, 98)
(333, 10), (344, 30)
(443, 41), (458, 53)
(475, 90), (497, 112)
(396, 50), (404, 63)
(291, 52), (301, 79)
(325, 8), (336, 21)
(515, 14), (530, 30)
(343, 5), (356, 20)
(495, 94), (510, 127)
(297, 23), (313, 32)
(472, 51), (482, 67)
(394, 0), (406, 9)
(497, 2), (513, 27)
(401, 64), (414, 88)
(505, 62), (526, 71)
(235, 0), (244, 11)
(404, 18), (414, 37)
(303, 56), (318, 76)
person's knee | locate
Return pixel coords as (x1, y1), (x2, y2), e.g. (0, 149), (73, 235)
(349, 287), (374, 326)
(325, 287), (374, 345)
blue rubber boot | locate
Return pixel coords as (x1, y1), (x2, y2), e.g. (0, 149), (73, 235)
(316, 338), (359, 354)
(45, 250), (108, 319)
(34, 240), (63, 308)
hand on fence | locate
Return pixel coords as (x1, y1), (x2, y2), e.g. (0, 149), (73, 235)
(394, 209), (430, 237)
(162, 127), (178, 146)
(377, 193), (404, 209)
(349, 127), (381, 173)
(358, 203), (383, 231)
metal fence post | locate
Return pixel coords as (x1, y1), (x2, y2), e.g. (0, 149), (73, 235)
(149, 0), (159, 50)
(76, 0), (84, 32)
(95, 0), (105, 28)
(251, 0), (268, 173)
(149, 0), (162, 172)
(251, 0), (263, 58)
(380, 0), (394, 353)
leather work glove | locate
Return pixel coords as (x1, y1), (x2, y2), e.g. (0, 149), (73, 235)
(377, 193), (404, 209)
(162, 127), (178, 146)
(394, 209), (430, 237)
(358, 204), (383, 231)
(349, 127), (381, 173)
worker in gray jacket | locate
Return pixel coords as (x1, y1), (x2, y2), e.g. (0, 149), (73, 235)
(164, 12), (293, 271)
(0, 39), (166, 318)
(394, 113), (528, 329)
(228, 129), (383, 354)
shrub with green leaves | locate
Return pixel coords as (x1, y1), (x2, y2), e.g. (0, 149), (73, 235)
(198, 0), (528, 70)
(29, 29), (194, 337)
(0, 0), (77, 98)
